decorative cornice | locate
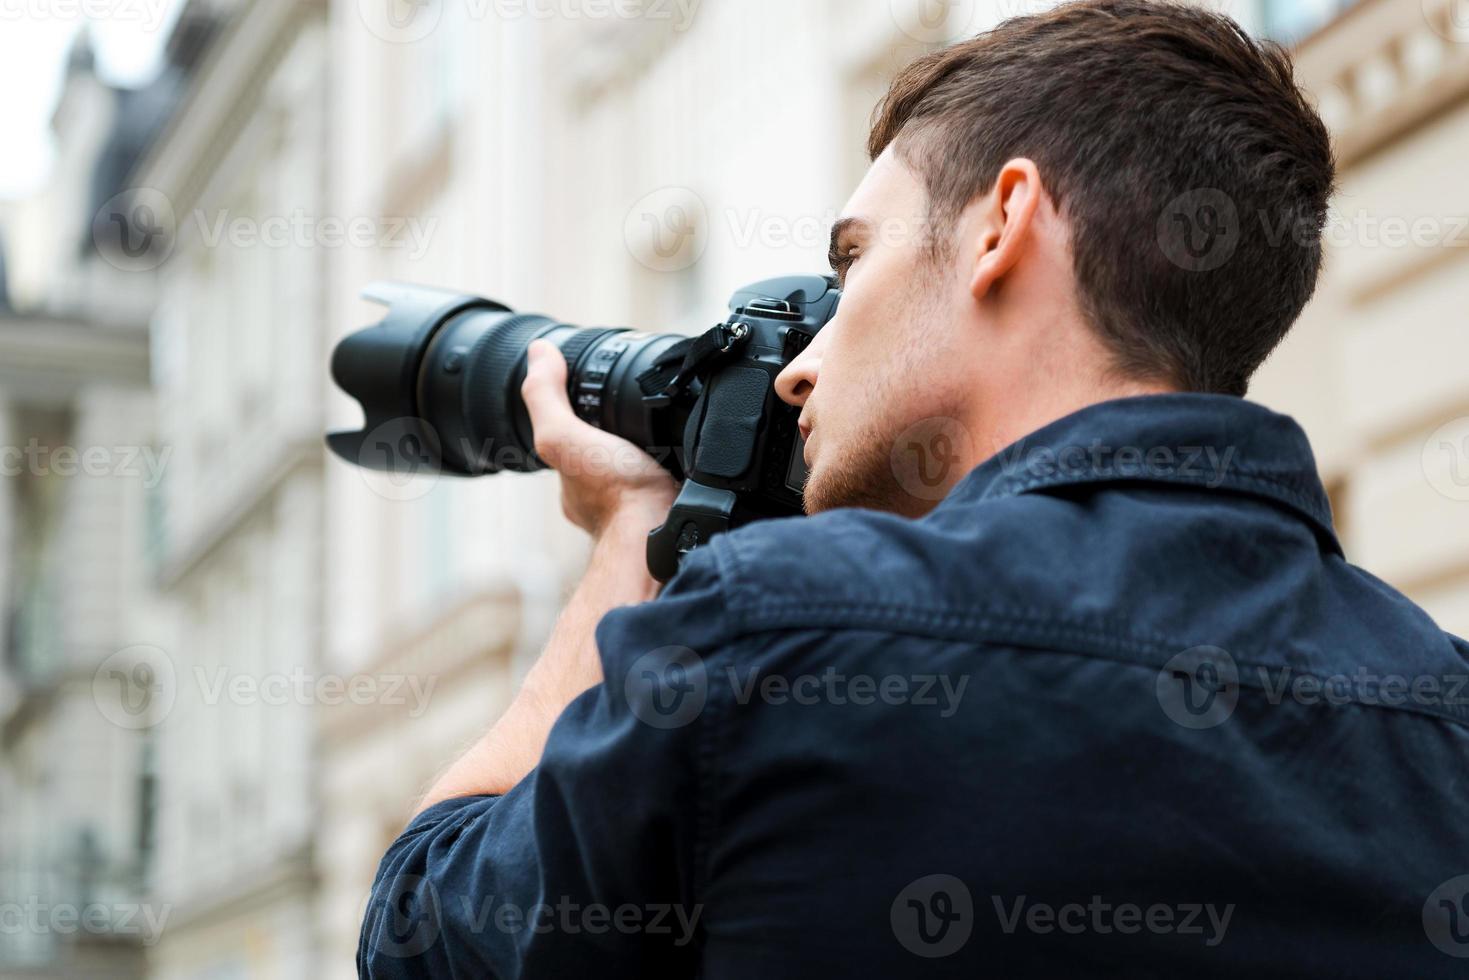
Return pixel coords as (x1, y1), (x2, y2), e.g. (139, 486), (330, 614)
(1294, 0), (1469, 168)
(147, 836), (316, 936)
(132, 0), (327, 214)
(320, 589), (521, 744)
(155, 435), (322, 589)
(0, 314), (149, 401)
(550, 12), (688, 106)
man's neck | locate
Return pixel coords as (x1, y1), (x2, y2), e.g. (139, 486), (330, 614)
(968, 378), (1180, 472)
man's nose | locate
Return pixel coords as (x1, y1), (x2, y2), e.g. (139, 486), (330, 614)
(774, 338), (821, 408)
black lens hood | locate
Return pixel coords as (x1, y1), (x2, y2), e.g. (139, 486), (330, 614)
(326, 281), (509, 474)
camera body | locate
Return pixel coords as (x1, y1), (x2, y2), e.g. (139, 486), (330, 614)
(327, 275), (840, 580)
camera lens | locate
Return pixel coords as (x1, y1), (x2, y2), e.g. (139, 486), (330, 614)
(415, 307), (687, 475)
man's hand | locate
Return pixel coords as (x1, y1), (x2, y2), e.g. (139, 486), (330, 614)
(520, 339), (678, 537)
(412, 339), (679, 815)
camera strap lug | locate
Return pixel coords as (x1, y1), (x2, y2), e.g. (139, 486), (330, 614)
(637, 321), (751, 408)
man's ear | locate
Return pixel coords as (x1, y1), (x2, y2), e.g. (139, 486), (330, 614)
(967, 158), (1042, 302)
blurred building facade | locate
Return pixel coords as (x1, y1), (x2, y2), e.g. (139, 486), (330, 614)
(0, 0), (1465, 977)
(129, 0), (328, 976)
(0, 15), (220, 976)
(1252, 0), (1469, 640)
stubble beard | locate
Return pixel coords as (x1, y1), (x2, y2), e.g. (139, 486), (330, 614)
(801, 258), (959, 518)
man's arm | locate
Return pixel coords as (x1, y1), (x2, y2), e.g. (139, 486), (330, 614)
(414, 339), (678, 813)
(359, 506), (731, 978)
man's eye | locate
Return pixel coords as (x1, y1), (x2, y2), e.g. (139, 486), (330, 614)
(830, 248), (860, 286)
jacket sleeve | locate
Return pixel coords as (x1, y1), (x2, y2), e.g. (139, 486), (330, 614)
(357, 544), (731, 979)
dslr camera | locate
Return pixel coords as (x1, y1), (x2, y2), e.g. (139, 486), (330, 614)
(327, 275), (840, 581)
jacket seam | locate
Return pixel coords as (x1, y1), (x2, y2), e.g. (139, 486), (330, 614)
(997, 468), (1332, 529)
(714, 553), (1469, 729)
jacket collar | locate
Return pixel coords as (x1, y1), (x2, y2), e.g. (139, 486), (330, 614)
(947, 394), (1342, 555)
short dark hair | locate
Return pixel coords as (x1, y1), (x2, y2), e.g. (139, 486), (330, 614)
(869, 0), (1335, 396)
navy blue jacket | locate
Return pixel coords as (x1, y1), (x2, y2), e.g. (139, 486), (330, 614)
(359, 394), (1469, 978)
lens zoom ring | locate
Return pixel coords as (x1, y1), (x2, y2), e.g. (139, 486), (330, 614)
(556, 328), (622, 377)
(463, 313), (554, 471)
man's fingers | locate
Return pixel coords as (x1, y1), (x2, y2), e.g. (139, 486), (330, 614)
(521, 340), (578, 466)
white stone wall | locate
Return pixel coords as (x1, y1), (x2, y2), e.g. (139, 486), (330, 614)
(1255, 0), (1469, 637)
(142, 8), (330, 979)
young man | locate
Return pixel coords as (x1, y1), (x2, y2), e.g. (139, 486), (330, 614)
(360, 2), (1469, 975)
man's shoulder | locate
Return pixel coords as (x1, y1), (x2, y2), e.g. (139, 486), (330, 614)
(706, 493), (1078, 636)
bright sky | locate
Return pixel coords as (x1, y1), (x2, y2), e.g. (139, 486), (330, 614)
(0, 0), (182, 200)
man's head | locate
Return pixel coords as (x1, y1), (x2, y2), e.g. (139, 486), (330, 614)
(774, 0), (1335, 516)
